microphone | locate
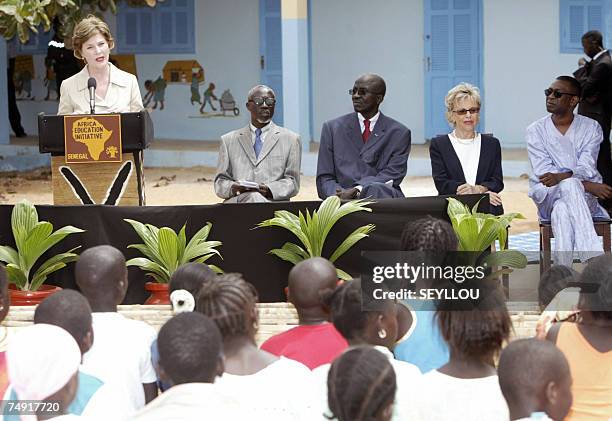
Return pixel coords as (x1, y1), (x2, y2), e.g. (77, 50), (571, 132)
(87, 77), (97, 114)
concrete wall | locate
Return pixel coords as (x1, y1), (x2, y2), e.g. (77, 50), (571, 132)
(310, 0), (425, 144)
(482, 0), (582, 146)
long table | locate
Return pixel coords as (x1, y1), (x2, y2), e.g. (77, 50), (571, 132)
(0, 195), (483, 303)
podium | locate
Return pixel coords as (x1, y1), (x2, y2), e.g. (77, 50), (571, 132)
(38, 111), (153, 205)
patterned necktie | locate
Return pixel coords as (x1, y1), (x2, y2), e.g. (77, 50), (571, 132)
(254, 128), (263, 158)
(362, 119), (371, 143)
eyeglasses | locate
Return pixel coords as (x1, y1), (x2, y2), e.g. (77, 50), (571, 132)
(544, 88), (577, 98)
(250, 97), (276, 106)
(349, 88), (380, 96)
(453, 107), (480, 115)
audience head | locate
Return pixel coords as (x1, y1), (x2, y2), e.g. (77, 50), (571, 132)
(72, 15), (114, 63)
(323, 279), (398, 350)
(498, 339), (572, 421)
(246, 84), (276, 126)
(288, 257), (337, 318)
(581, 30), (604, 58)
(169, 262), (217, 313)
(578, 254), (612, 319)
(0, 265), (9, 323)
(7, 324), (80, 412)
(538, 265), (579, 310)
(157, 312), (223, 386)
(34, 289), (93, 356)
(327, 346), (396, 421)
(351, 74), (386, 118)
(75, 245), (128, 309)
(436, 288), (511, 362)
(546, 76), (581, 115)
(444, 82), (481, 133)
(399, 216), (458, 251)
(196, 273), (259, 341)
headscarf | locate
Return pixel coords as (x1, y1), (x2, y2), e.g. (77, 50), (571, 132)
(7, 323), (81, 401)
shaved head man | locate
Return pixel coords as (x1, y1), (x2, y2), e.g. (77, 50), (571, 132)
(75, 245), (159, 409)
(260, 258), (347, 369)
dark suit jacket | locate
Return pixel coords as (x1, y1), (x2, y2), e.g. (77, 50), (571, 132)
(429, 134), (504, 215)
(573, 50), (612, 127)
(316, 112), (411, 199)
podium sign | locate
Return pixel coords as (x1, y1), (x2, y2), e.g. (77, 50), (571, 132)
(63, 115), (122, 163)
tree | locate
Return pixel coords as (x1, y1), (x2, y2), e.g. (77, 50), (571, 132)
(0, 0), (162, 44)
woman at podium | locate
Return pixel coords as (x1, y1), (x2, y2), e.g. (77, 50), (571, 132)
(58, 15), (144, 115)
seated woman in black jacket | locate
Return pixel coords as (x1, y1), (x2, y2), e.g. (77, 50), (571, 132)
(429, 83), (504, 215)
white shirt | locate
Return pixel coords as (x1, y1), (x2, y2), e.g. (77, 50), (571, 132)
(132, 383), (248, 421)
(80, 313), (157, 412)
(249, 122), (272, 146)
(448, 131), (482, 186)
(215, 357), (315, 420)
(413, 369), (509, 420)
(358, 111), (380, 134)
(312, 345), (422, 420)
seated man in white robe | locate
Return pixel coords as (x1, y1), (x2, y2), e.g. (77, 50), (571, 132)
(527, 75), (612, 266)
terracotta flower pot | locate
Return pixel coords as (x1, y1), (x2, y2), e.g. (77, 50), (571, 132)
(9, 284), (62, 306)
(144, 282), (170, 305)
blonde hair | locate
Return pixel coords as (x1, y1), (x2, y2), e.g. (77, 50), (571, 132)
(444, 82), (481, 126)
(72, 15), (115, 61)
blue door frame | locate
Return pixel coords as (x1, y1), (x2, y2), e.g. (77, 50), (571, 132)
(424, 0), (483, 139)
(259, 0), (284, 125)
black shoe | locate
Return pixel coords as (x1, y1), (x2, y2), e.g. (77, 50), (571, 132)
(15, 131), (27, 138)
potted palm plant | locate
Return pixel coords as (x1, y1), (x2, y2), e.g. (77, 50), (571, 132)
(257, 196), (375, 281)
(0, 200), (84, 305)
(124, 219), (222, 304)
(446, 197), (528, 274)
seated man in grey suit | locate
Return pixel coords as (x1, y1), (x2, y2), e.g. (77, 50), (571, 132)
(214, 85), (302, 202)
(316, 73), (411, 200)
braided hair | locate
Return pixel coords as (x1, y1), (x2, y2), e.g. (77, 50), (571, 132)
(322, 278), (370, 341)
(326, 346), (396, 421)
(195, 273), (259, 338)
(399, 216), (458, 251)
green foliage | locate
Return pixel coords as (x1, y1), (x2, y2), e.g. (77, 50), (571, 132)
(0, 200), (84, 291)
(446, 197), (528, 270)
(257, 196), (375, 280)
(0, 0), (161, 43)
(124, 219), (223, 283)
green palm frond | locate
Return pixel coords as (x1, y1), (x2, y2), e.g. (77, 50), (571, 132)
(258, 196), (375, 279)
(125, 220), (223, 283)
(0, 200), (84, 291)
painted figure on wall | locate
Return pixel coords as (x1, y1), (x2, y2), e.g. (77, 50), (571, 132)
(200, 82), (218, 113)
(14, 70), (33, 100)
(190, 73), (202, 105)
(220, 89), (240, 116)
(44, 57), (58, 101)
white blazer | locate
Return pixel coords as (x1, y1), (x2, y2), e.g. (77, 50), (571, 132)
(58, 63), (144, 115)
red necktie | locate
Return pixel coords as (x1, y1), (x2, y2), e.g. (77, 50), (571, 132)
(362, 119), (371, 143)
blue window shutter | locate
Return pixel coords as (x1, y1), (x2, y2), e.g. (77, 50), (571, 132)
(116, 0), (194, 54)
(431, 15), (449, 71)
(560, 0), (604, 53)
(454, 14), (472, 71)
(260, 0), (283, 125)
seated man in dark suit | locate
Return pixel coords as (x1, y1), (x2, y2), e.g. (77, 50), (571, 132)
(316, 74), (411, 200)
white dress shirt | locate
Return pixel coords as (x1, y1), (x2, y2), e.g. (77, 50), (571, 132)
(357, 111), (380, 134)
(250, 122), (272, 145)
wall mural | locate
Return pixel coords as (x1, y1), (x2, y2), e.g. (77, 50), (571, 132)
(13, 54), (240, 125)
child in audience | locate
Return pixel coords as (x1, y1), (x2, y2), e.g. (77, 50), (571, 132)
(413, 288), (511, 420)
(536, 265), (580, 339)
(394, 216), (456, 372)
(316, 278), (422, 420)
(17, 290), (131, 419)
(196, 273), (315, 420)
(75, 245), (158, 411)
(327, 346), (396, 421)
(6, 324), (81, 420)
(547, 254), (612, 420)
(151, 262), (218, 392)
(498, 338), (572, 421)
(260, 257), (348, 369)
(133, 312), (246, 420)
